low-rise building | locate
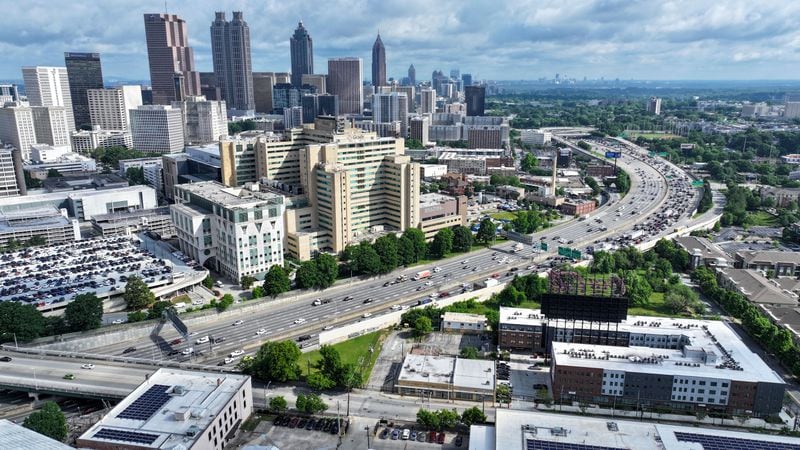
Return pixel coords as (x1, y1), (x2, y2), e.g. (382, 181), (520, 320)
(91, 207), (175, 238)
(24, 144), (97, 177)
(418, 193), (467, 240)
(520, 129), (551, 146)
(495, 184), (525, 200)
(77, 368), (252, 450)
(585, 164), (615, 178)
(759, 186), (800, 207)
(395, 354), (495, 402)
(0, 206), (80, 247)
(419, 164), (447, 179)
(716, 268), (798, 307)
(0, 419), (73, 450)
(734, 249), (800, 276)
(780, 154), (800, 165)
(442, 312), (487, 334)
(118, 157), (163, 176)
(162, 144), (223, 202)
(560, 199), (596, 216)
(675, 236), (732, 269)
(71, 128), (133, 154)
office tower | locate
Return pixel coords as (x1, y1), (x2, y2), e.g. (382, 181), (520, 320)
(450, 69), (460, 80)
(199, 72), (222, 101)
(252, 72), (290, 113)
(283, 106), (303, 129)
(647, 96), (662, 115)
(30, 106), (72, 149)
(273, 83), (315, 112)
(409, 116), (430, 146)
(130, 105), (185, 153)
(420, 88), (436, 114)
(328, 57), (363, 115)
(465, 85), (486, 116)
(0, 85), (20, 103)
(784, 102), (800, 119)
(64, 52), (103, 130)
(371, 33), (386, 87)
(0, 105), (36, 159)
(439, 82), (455, 99)
(392, 85), (415, 110)
(431, 69), (446, 92)
(171, 181), (285, 280)
(464, 116), (509, 148)
(301, 74), (326, 93)
(172, 96), (228, 144)
(0, 148), (25, 197)
(462, 73), (472, 87)
(143, 13), (201, 104)
(302, 93), (339, 123)
(87, 86), (143, 131)
(210, 11), (254, 112)
(373, 92), (408, 136)
(290, 21), (314, 88)
(21, 66), (75, 131)
(408, 64), (416, 86)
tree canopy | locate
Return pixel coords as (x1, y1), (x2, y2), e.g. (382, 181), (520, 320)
(64, 293), (103, 332)
(123, 276), (155, 310)
(247, 340), (302, 382)
(23, 401), (67, 442)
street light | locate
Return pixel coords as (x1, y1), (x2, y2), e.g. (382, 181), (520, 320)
(364, 426), (371, 448)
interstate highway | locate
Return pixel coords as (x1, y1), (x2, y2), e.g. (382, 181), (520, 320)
(60, 137), (695, 366)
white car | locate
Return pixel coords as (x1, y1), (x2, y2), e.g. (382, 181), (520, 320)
(433, 266), (442, 273)
(322, 325), (334, 331)
(182, 347), (194, 356)
(390, 304), (402, 311)
(191, 299), (204, 306)
(80, 364), (94, 370)
(294, 318), (306, 324)
(232, 320), (244, 326)
(312, 298), (322, 306)
(401, 305), (410, 310)
(111, 319), (125, 325)
(526, 265), (536, 270)
(362, 312), (372, 318)
(255, 328), (267, 335)
(424, 281), (433, 286)
(195, 336), (209, 344)
(229, 349), (245, 358)
(224, 357), (236, 364)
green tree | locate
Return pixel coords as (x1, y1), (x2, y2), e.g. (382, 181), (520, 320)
(202, 275), (214, 289)
(316, 345), (343, 382)
(147, 300), (173, 319)
(416, 409), (440, 429)
(306, 372), (336, 390)
(624, 272), (653, 307)
(295, 261), (320, 289)
(314, 253), (339, 289)
(496, 285), (526, 306)
(397, 235), (416, 265)
(405, 138), (424, 149)
(452, 225), (473, 252)
(125, 167), (146, 185)
(251, 285), (265, 299)
(460, 347), (479, 359)
(64, 293), (103, 332)
(461, 406), (486, 426)
(413, 316), (433, 337)
(584, 176), (601, 196)
(590, 251), (615, 273)
(263, 265), (290, 296)
(296, 393), (328, 414)
(46, 168), (63, 178)
(249, 340), (302, 382)
(351, 242), (382, 276)
(476, 218), (496, 245)
(429, 228), (454, 258)
(268, 395), (288, 413)
(436, 409), (460, 429)
(0, 302), (46, 342)
(402, 228), (428, 262)
(123, 276), (155, 310)
(521, 153), (539, 173)
(126, 310), (148, 323)
(240, 275), (256, 289)
(23, 401), (67, 442)
(373, 234), (399, 273)
(215, 293), (234, 312)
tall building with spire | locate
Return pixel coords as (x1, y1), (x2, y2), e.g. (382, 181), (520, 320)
(143, 13), (201, 104)
(371, 34), (386, 87)
(290, 21), (314, 88)
(210, 11), (254, 112)
(407, 64), (416, 86)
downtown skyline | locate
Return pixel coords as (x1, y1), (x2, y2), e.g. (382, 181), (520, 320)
(1, 0), (800, 83)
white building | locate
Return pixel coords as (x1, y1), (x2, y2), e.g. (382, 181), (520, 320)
(442, 312), (488, 334)
(71, 128), (132, 154)
(409, 115), (431, 145)
(21, 66), (75, 130)
(373, 92), (409, 136)
(0, 148), (24, 197)
(520, 129), (552, 146)
(171, 181), (285, 281)
(647, 96), (662, 115)
(31, 106), (72, 149)
(0, 418), (74, 450)
(785, 102), (800, 119)
(781, 154), (800, 165)
(283, 105), (303, 129)
(172, 95), (228, 144)
(77, 369), (252, 450)
(131, 105), (185, 153)
(118, 157), (163, 176)
(0, 104), (36, 159)
(87, 85), (142, 131)
(24, 144), (96, 176)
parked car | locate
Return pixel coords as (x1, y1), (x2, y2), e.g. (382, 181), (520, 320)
(391, 429), (400, 440)
(122, 347), (137, 354)
(437, 432), (446, 444)
(379, 428), (390, 439)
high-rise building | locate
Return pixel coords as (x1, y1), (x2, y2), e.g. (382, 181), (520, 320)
(143, 13), (201, 104)
(371, 33), (386, 87)
(283, 106), (303, 129)
(87, 86), (143, 131)
(373, 92), (408, 136)
(462, 73), (472, 87)
(172, 96), (228, 144)
(199, 72), (222, 100)
(0, 148), (25, 197)
(64, 52), (103, 130)
(290, 21), (314, 88)
(272, 83), (315, 112)
(30, 106), (72, 149)
(210, 11), (254, 112)
(302, 93), (339, 123)
(0, 84), (20, 104)
(647, 96), (662, 115)
(252, 72), (290, 113)
(130, 105), (185, 153)
(0, 105), (36, 159)
(21, 66), (75, 131)
(328, 58), (363, 115)
(465, 85), (486, 116)
(409, 116), (430, 146)
(301, 74), (326, 93)
(408, 64), (416, 86)
(784, 102), (800, 119)
(420, 88), (436, 114)
(450, 69), (460, 79)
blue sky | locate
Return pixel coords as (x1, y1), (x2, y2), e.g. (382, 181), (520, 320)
(1, 0), (798, 82)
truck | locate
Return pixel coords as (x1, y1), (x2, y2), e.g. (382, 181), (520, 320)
(474, 278), (499, 290)
(413, 270), (431, 281)
(417, 297), (434, 306)
(513, 243), (524, 252)
(625, 230), (644, 241)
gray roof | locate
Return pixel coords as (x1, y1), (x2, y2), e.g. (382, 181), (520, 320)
(0, 419), (73, 450)
(738, 250), (800, 266)
(717, 268), (798, 306)
(674, 236), (730, 263)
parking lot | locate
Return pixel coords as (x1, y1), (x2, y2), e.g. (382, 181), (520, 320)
(414, 332), (490, 357)
(499, 359), (551, 401)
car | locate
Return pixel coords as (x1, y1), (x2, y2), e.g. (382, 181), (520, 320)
(273, 415), (284, 426)
(0, 356), (11, 362)
(63, 373), (75, 380)
(182, 347), (195, 356)
(402, 428), (411, 440)
(230, 349), (245, 357)
(383, 281), (391, 287)
(379, 428), (390, 439)
(288, 417), (299, 428)
(455, 435), (464, 447)
(410, 430), (417, 440)
(417, 431), (427, 442)
(297, 418), (307, 428)
(527, 265), (536, 270)
(322, 419), (332, 432)
(81, 364), (94, 369)
(305, 418), (316, 430)
(294, 318), (306, 324)
(314, 419), (325, 431)
(123, 347), (137, 354)
(362, 312), (372, 318)
(215, 280), (223, 287)
(437, 432), (446, 444)
(213, 337), (226, 344)
(195, 336), (209, 344)
(111, 318), (125, 324)
(363, 298), (373, 304)
(433, 266), (442, 273)
(170, 338), (183, 345)
(255, 328), (267, 335)
(343, 295), (354, 301)
(390, 304), (402, 311)
(322, 325), (334, 331)
(168, 350), (181, 356)
(312, 298), (323, 306)
(391, 429), (400, 440)
(491, 273), (500, 279)
(424, 281), (433, 286)
(224, 357), (236, 364)
(297, 334), (312, 341)
(429, 430), (437, 442)
(232, 320), (244, 326)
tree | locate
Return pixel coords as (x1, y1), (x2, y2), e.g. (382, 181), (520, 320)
(314, 253), (339, 289)
(123, 276), (155, 310)
(249, 340), (302, 382)
(413, 316), (433, 337)
(316, 345), (344, 382)
(402, 228), (428, 262)
(147, 300), (172, 319)
(590, 251), (615, 273)
(406, 138), (424, 149)
(436, 409), (460, 429)
(460, 347), (479, 359)
(215, 293), (234, 312)
(251, 285), (265, 299)
(295, 261), (320, 289)
(351, 242), (382, 276)
(429, 228), (454, 258)
(46, 168), (63, 178)
(125, 167), (146, 185)
(126, 310), (148, 323)
(64, 293), (103, 332)
(476, 218), (496, 245)
(269, 395), (288, 413)
(624, 272), (653, 307)
(306, 372), (336, 390)
(521, 153), (539, 173)
(397, 235), (416, 265)
(461, 406), (486, 426)
(263, 265), (290, 296)
(416, 409), (440, 429)
(23, 401), (67, 442)
(296, 393), (328, 414)
(202, 275), (214, 289)
(496, 285), (526, 306)
(0, 302), (45, 342)
(452, 226), (473, 252)
(373, 235), (399, 273)
(240, 275), (256, 289)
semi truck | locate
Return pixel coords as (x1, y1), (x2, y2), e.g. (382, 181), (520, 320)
(413, 270), (432, 280)
(474, 278), (499, 289)
(513, 243), (524, 252)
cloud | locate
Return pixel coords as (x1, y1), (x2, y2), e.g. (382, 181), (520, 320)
(0, 0), (798, 82)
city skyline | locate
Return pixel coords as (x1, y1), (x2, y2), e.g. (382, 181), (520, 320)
(1, 0), (799, 83)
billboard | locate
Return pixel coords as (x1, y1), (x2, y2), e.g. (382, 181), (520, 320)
(605, 151), (622, 159)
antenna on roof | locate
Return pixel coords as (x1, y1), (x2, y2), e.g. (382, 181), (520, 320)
(164, 0), (168, 14)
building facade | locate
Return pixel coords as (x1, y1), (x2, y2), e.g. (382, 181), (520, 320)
(647, 96), (662, 115)
(173, 95), (228, 144)
(210, 11), (254, 112)
(252, 72), (290, 113)
(371, 34), (386, 87)
(418, 192), (467, 239)
(465, 85), (485, 116)
(302, 93), (338, 124)
(327, 58), (363, 115)
(290, 21), (314, 88)
(143, 13), (201, 104)
(86, 86), (142, 131)
(0, 104), (36, 159)
(373, 92), (408, 137)
(64, 52), (104, 130)
(21, 66), (75, 131)
(131, 105), (185, 153)
(0, 148), (25, 197)
(71, 128), (132, 153)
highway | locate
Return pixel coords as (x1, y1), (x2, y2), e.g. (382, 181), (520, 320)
(44, 133), (702, 368)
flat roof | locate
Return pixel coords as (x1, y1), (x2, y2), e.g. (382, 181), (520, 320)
(79, 369), (250, 449)
(443, 312), (487, 324)
(717, 268), (798, 305)
(453, 358), (495, 391)
(177, 181), (283, 208)
(397, 354), (495, 392)
(0, 419), (73, 450)
(419, 193), (457, 208)
(738, 249), (800, 265)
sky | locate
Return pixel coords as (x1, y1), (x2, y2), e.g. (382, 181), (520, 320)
(1, 0), (799, 82)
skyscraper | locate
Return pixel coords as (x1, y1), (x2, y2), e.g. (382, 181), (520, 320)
(327, 58), (363, 115)
(21, 66), (75, 131)
(252, 72), (290, 113)
(130, 105), (185, 153)
(647, 96), (662, 115)
(371, 33), (386, 87)
(64, 52), (104, 130)
(420, 88), (436, 114)
(302, 93), (339, 123)
(87, 86), (142, 131)
(373, 92), (408, 136)
(143, 13), (201, 104)
(407, 64), (416, 86)
(172, 96), (228, 144)
(290, 21), (314, 88)
(462, 73), (472, 87)
(210, 11), (254, 111)
(465, 85), (486, 116)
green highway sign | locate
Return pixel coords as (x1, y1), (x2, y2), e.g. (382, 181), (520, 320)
(540, 242), (548, 251)
(658, 152), (668, 157)
(571, 249), (582, 259)
(691, 180), (704, 187)
(557, 246), (581, 259)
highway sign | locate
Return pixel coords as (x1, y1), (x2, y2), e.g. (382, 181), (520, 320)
(691, 180), (704, 187)
(605, 151), (622, 159)
(558, 246), (569, 257)
(540, 242), (548, 251)
(570, 249), (582, 259)
(658, 152), (668, 157)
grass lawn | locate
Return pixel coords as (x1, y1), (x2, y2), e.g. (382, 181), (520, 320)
(628, 292), (693, 318)
(627, 132), (681, 140)
(490, 211), (517, 221)
(299, 329), (388, 385)
(170, 294), (190, 304)
(747, 211), (778, 227)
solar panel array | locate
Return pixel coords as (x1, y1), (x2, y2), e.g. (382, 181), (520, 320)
(674, 432), (800, 450)
(116, 384), (171, 420)
(526, 440), (626, 450)
(93, 427), (160, 445)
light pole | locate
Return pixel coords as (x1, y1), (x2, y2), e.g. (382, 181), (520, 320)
(364, 426), (371, 448)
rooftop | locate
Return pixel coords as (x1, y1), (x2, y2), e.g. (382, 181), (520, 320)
(717, 268), (798, 306)
(443, 312), (487, 324)
(0, 419), (73, 450)
(396, 354), (494, 392)
(79, 369), (250, 449)
(737, 249), (800, 265)
(674, 236), (731, 264)
(177, 181), (283, 208)
(419, 193), (458, 208)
